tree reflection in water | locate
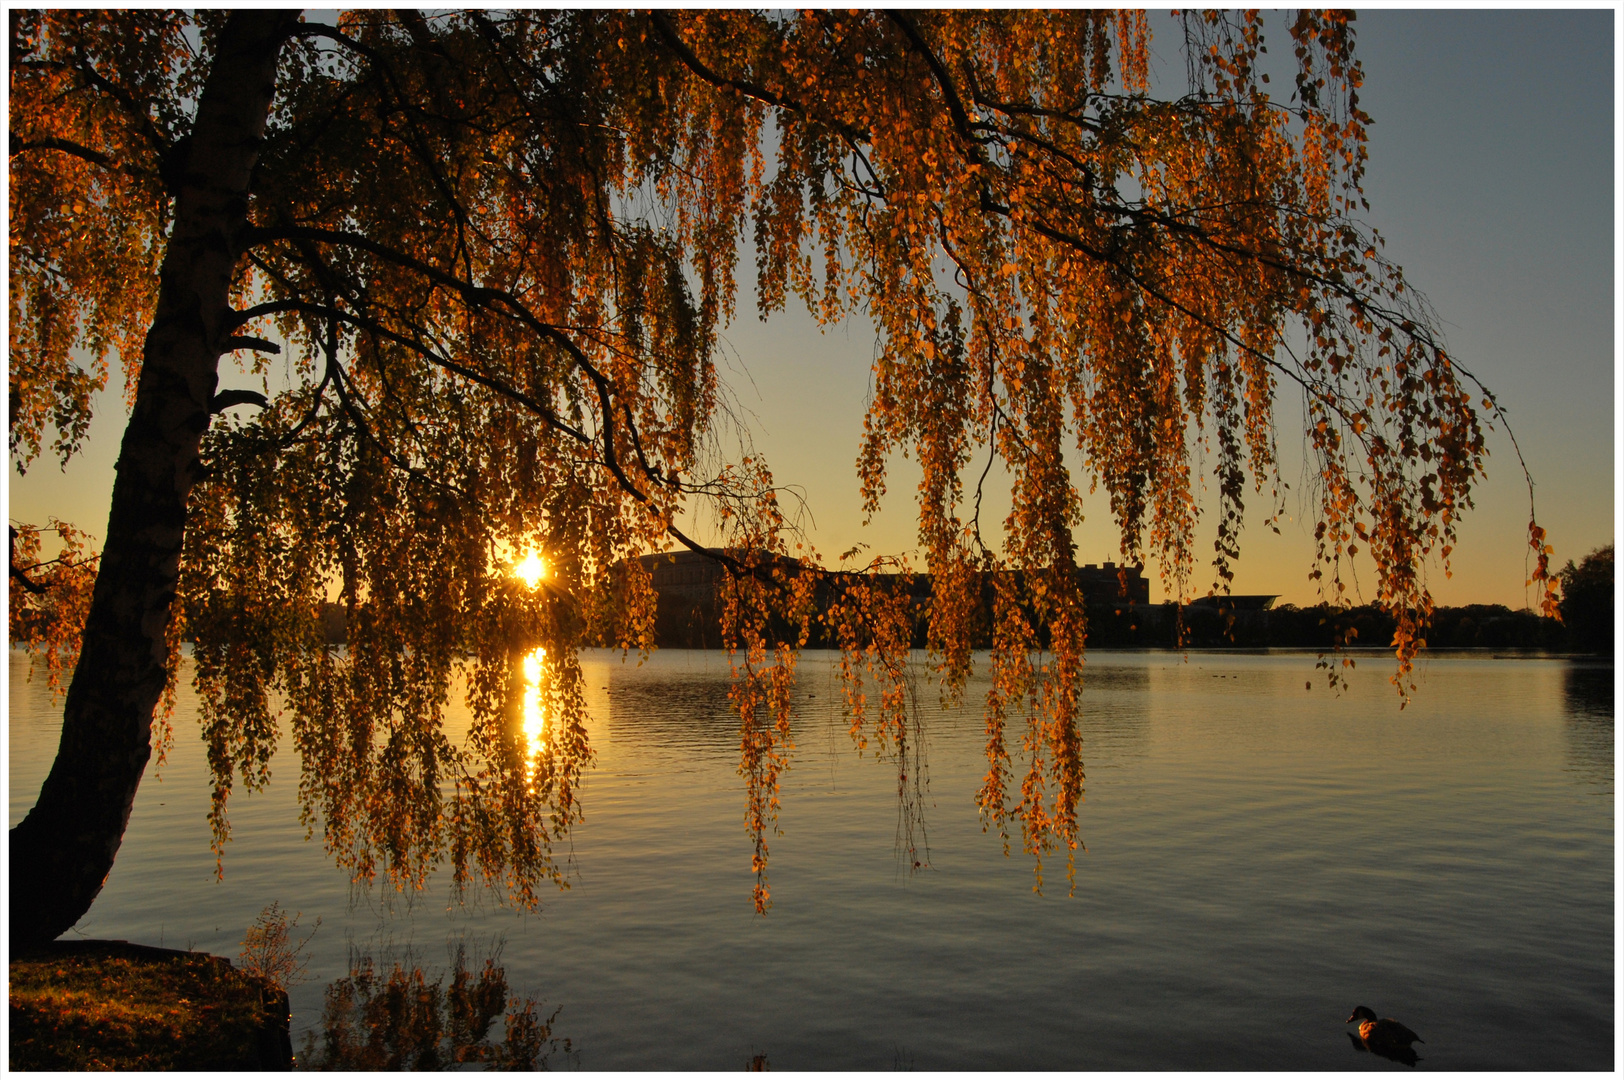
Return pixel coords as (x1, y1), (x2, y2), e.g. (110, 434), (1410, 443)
(1562, 664), (1614, 793)
(298, 944), (571, 1070)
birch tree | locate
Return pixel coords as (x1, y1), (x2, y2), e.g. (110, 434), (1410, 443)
(8, 9), (1554, 948)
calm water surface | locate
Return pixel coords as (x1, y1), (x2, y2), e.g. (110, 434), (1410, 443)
(8, 649), (1614, 1069)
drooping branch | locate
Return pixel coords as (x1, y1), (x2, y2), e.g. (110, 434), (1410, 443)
(233, 298), (594, 448)
(223, 335), (280, 355)
(7, 134), (144, 176)
(228, 292), (744, 578)
(884, 11), (992, 149)
(646, 12), (800, 117)
(243, 223), (669, 512)
(10, 527), (50, 596)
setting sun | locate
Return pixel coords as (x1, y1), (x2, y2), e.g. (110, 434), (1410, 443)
(513, 552), (546, 590)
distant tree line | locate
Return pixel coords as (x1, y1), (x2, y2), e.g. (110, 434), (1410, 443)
(313, 543), (1613, 656)
(1134, 545), (1610, 655)
(1088, 600), (1569, 652)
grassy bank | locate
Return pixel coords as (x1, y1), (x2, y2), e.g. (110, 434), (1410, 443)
(9, 939), (291, 1070)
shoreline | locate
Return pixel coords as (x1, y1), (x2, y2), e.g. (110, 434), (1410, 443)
(9, 938), (292, 1070)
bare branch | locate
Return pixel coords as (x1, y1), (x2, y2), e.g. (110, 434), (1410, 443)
(210, 389), (269, 413)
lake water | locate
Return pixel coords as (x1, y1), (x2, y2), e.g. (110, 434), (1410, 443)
(8, 648), (1615, 1069)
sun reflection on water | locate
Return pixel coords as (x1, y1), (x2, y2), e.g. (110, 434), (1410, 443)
(521, 646), (547, 776)
(510, 548), (550, 779)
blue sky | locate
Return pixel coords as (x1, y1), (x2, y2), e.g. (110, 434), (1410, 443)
(9, 9), (1616, 609)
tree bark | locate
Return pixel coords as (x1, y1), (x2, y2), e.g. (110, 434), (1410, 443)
(10, 10), (299, 950)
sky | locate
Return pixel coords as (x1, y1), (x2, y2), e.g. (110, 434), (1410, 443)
(8, 8), (1617, 610)
(705, 7), (1619, 608)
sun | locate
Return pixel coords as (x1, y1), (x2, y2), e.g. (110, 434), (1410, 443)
(513, 552), (546, 590)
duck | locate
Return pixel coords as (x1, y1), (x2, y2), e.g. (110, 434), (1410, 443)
(1346, 1005), (1423, 1053)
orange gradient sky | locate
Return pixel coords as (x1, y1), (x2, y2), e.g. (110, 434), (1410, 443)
(8, 10), (1615, 609)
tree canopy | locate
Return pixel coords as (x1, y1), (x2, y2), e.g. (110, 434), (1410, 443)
(1558, 545), (1613, 656)
(9, 9), (1556, 943)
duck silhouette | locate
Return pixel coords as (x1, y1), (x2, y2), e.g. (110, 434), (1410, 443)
(1346, 1005), (1422, 1066)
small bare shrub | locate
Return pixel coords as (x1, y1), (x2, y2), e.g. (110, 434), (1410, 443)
(240, 901), (320, 992)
